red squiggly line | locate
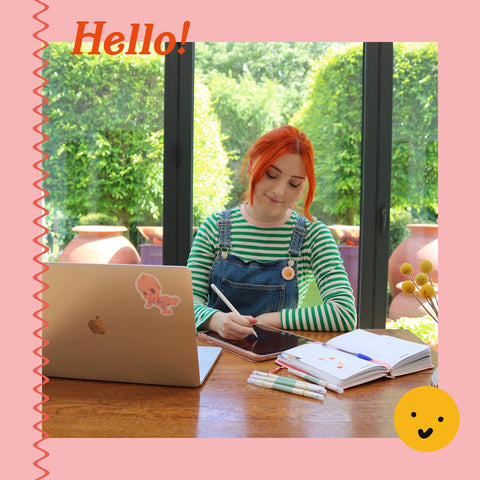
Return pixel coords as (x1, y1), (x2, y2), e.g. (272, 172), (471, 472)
(33, 1), (50, 479)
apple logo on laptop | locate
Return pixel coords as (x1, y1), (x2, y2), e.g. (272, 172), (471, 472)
(88, 315), (106, 334)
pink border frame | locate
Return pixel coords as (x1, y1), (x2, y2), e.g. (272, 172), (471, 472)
(3, 0), (475, 478)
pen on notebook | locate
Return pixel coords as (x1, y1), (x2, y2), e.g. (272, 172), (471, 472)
(247, 377), (324, 401)
(251, 370), (326, 394)
(287, 368), (344, 394)
(321, 343), (392, 371)
(322, 343), (372, 361)
(210, 283), (258, 337)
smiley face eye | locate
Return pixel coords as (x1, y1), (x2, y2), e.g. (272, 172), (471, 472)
(438, 417), (444, 422)
(411, 412), (416, 417)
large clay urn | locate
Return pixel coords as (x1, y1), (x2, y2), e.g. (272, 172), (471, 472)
(59, 226), (141, 264)
(389, 282), (438, 320)
(328, 225), (360, 302)
(388, 224), (438, 298)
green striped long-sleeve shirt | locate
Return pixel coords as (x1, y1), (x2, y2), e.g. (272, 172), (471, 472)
(187, 206), (357, 332)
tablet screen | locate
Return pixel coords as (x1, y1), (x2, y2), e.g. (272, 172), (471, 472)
(201, 324), (311, 356)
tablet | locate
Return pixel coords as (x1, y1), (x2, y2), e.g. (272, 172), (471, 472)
(197, 324), (312, 362)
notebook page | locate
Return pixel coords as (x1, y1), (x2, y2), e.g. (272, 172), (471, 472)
(327, 329), (429, 367)
(282, 342), (383, 380)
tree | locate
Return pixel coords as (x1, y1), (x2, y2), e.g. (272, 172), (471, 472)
(43, 43), (165, 233)
(294, 42), (438, 225)
(196, 42), (329, 207)
(293, 43), (363, 224)
(43, 43), (231, 247)
(192, 80), (232, 225)
(195, 42), (329, 116)
(391, 43), (438, 217)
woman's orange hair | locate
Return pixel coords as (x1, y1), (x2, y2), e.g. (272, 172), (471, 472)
(242, 125), (316, 221)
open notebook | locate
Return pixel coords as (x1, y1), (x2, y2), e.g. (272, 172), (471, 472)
(276, 329), (433, 389)
(42, 262), (221, 387)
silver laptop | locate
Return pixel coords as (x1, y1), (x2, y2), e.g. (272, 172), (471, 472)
(42, 262), (221, 387)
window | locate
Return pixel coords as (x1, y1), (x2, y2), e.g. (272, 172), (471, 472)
(43, 43), (165, 262)
(193, 42), (363, 306)
(43, 42), (438, 334)
(387, 43), (438, 340)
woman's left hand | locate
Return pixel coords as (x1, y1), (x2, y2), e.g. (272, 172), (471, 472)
(254, 312), (281, 328)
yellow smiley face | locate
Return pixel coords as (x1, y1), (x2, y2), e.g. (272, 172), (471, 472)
(394, 386), (459, 452)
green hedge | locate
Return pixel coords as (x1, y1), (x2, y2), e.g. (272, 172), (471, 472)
(295, 43), (438, 225)
(43, 43), (231, 247)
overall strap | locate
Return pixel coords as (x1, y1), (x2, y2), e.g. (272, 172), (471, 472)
(217, 209), (232, 249)
(288, 216), (307, 256)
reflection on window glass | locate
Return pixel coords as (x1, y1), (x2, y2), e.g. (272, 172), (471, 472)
(387, 43), (438, 348)
(43, 44), (165, 263)
(193, 42), (363, 304)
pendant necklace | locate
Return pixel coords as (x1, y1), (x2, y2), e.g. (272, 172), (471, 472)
(281, 259), (295, 281)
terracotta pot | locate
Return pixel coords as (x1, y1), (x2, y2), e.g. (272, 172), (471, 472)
(388, 224), (438, 298)
(338, 244), (359, 302)
(59, 226), (141, 264)
(328, 225), (360, 245)
(137, 226), (164, 245)
(388, 283), (438, 320)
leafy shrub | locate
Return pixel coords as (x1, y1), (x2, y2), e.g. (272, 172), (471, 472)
(79, 212), (118, 225)
(43, 43), (166, 232)
(295, 43), (438, 226)
(389, 207), (414, 255)
(387, 316), (438, 347)
(43, 43), (232, 248)
(294, 43), (364, 225)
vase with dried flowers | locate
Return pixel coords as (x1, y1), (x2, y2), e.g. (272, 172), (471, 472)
(399, 259), (438, 386)
(399, 259), (438, 322)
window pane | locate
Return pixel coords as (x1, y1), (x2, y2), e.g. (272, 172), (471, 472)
(43, 44), (165, 264)
(387, 43), (438, 347)
(193, 42), (363, 305)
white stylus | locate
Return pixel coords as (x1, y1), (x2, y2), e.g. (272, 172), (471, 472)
(210, 283), (258, 337)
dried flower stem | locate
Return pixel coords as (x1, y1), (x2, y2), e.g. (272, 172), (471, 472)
(425, 297), (439, 318)
(413, 294), (438, 323)
(428, 272), (439, 306)
(412, 272), (438, 318)
(411, 292), (438, 322)
(399, 260), (438, 323)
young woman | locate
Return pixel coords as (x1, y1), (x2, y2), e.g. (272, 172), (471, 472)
(187, 126), (357, 339)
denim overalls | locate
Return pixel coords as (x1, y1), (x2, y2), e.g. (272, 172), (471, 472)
(207, 209), (307, 317)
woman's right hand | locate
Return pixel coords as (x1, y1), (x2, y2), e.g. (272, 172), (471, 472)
(208, 311), (257, 340)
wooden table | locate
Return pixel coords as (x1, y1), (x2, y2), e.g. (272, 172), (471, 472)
(42, 329), (437, 438)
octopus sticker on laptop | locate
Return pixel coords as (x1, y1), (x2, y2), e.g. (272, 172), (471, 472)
(135, 273), (181, 316)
